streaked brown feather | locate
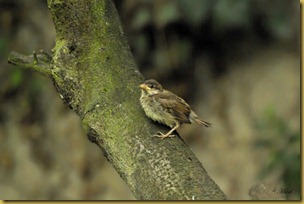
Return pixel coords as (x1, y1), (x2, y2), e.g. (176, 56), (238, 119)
(152, 92), (191, 124)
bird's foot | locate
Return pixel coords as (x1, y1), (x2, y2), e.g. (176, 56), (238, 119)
(152, 132), (175, 139)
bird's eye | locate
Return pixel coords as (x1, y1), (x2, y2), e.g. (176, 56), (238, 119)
(148, 84), (154, 89)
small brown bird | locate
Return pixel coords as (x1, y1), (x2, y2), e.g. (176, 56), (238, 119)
(139, 79), (211, 139)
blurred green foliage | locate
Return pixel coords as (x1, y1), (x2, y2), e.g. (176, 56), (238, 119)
(212, 0), (252, 32)
(0, 36), (8, 55)
(9, 68), (23, 89)
(255, 107), (300, 200)
(117, 0), (299, 81)
(177, 0), (212, 26)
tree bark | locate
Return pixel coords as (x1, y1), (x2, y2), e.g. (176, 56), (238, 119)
(8, 0), (227, 200)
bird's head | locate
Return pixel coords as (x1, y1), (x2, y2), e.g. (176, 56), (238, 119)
(139, 79), (163, 95)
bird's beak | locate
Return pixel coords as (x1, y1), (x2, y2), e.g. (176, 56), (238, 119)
(139, 83), (150, 91)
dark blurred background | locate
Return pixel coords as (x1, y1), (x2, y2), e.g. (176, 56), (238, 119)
(0, 0), (300, 200)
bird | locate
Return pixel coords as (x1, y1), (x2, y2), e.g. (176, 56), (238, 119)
(139, 79), (211, 139)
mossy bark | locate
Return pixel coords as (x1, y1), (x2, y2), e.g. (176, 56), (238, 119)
(8, 0), (227, 200)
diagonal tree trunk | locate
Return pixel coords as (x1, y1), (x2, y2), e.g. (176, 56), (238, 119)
(8, 0), (227, 200)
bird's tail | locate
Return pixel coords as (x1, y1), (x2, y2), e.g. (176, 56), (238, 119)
(189, 111), (211, 127)
(194, 117), (212, 127)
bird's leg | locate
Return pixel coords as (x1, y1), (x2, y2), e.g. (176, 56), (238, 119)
(153, 123), (180, 139)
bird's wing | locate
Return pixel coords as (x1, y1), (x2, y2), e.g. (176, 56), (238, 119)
(153, 92), (191, 123)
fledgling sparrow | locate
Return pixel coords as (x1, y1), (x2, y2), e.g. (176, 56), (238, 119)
(139, 79), (211, 139)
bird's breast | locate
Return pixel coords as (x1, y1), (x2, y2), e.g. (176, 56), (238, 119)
(140, 93), (176, 127)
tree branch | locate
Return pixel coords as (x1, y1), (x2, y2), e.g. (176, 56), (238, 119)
(8, 51), (53, 78)
(8, 0), (227, 200)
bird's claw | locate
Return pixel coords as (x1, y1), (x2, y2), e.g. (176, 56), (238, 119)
(152, 132), (175, 139)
